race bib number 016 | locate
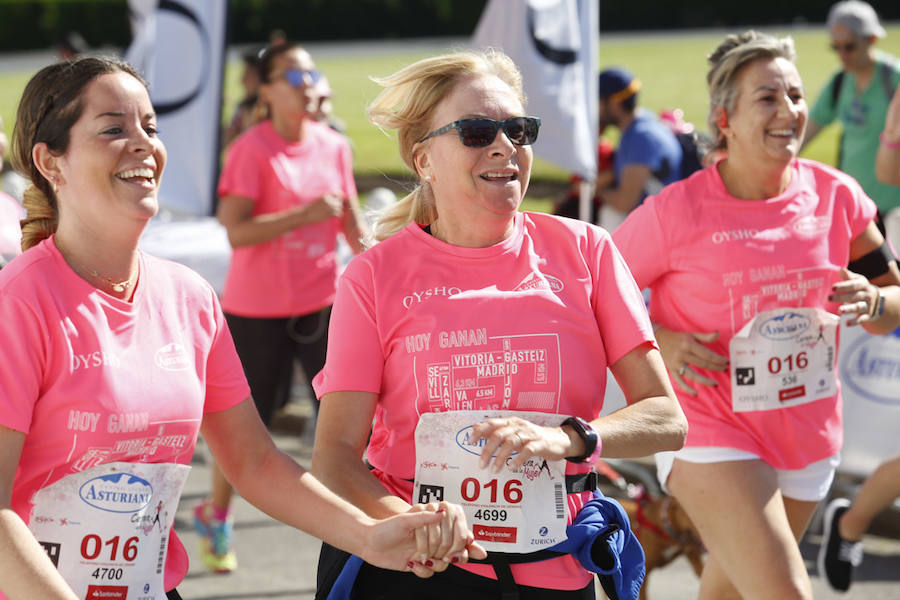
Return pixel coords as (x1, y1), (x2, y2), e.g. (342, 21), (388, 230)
(413, 410), (568, 553)
(29, 462), (190, 600)
(730, 307), (839, 412)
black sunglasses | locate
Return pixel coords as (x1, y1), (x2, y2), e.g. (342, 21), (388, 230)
(830, 41), (858, 53)
(420, 116), (541, 147)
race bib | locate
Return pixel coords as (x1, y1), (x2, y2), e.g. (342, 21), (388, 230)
(729, 307), (839, 412)
(413, 410), (568, 553)
(29, 462), (190, 600)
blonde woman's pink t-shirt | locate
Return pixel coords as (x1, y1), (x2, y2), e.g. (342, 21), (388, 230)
(612, 158), (877, 469)
(0, 238), (250, 595)
(217, 119), (357, 317)
(314, 211), (655, 590)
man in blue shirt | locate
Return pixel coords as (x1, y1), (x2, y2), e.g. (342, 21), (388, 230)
(596, 68), (683, 223)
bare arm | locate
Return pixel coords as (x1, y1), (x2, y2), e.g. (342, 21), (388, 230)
(0, 426), (78, 600)
(216, 194), (342, 248)
(598, 164), (652, 213)
(469, 344), (687, 471)
(201, 397), (448, 571)
(876, 84), (900, 186)
(311, 391), (412, 518)
(833, 222), (900, 335)
(593, 344), (687, 457)
(340, 195), (372, 254)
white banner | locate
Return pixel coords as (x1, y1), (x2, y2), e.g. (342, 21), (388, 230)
(472, 0), (598, 180)
(126, 0), (227, 216)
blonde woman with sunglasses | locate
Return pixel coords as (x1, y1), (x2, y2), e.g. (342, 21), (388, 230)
(310, 49), (687, 599)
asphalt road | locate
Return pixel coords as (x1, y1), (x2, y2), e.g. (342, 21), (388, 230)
(170, 402), (900, 600)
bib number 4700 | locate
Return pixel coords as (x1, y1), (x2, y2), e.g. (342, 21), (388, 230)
(460, 478), (523, 504)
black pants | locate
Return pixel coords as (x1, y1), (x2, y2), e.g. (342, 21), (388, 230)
(349, 562), (596, 600)
(225, 308), (331, 425)
(166, 590), (183, 600)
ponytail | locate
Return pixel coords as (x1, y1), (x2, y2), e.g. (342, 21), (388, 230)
(20, 184), (58, 251)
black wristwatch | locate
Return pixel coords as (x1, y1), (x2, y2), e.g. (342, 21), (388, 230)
(561, 416), (602, 464)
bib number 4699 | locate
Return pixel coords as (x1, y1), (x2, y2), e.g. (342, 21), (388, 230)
(460, 478), (523, 504)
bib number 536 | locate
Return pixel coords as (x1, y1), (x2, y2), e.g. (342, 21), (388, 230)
(460, 478), (523, 504)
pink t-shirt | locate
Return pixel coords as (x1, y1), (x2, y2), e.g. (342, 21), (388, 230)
(0, 237), (250, 595)
(612, 158), (877, 469)
(217, 119), (357, 318)
(0, 190), (23, 261)
(315, 211), (655, 590)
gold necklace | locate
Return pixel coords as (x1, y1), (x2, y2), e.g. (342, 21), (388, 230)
(55, 240), (136, 294)
(82, 267), (134, 293)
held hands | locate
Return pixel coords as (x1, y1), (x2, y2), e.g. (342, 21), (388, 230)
(361, 502), (485, 578)
(469, 417), (578, 473)
(830, 268), (883, 326)
(655, 326), (728, 396)
(405, 502), (487, 577)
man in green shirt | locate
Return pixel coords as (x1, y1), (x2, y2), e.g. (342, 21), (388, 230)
(804, 1), (900, 221)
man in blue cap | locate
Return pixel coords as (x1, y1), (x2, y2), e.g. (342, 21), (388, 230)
(595, 67), (682, 229)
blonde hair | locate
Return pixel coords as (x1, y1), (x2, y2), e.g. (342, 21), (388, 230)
(706, 30), (797, 151)
(11, 56), (145, 251)
(366, 49), (525, 241)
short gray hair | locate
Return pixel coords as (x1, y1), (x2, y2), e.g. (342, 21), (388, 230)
(827, 1), (886, 39)
(706, 30), (797, 150)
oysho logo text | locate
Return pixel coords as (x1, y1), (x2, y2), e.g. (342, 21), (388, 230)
(711, 229), (760, 244)
(71, 351), (121, 372)
(402, 286), (462, 309)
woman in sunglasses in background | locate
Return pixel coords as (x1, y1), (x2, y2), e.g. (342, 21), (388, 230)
(310, 49), (687, 599)
(193, 42), (370, 572)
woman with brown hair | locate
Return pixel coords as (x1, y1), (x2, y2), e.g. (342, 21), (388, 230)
(0, 55), (478, 600)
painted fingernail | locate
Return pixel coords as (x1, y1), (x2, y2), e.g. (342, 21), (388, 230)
(425, 559), (434, 567)
(407, 561), (415, 568)
(436, 509), (446, 514)
(451, 556), (460, 563)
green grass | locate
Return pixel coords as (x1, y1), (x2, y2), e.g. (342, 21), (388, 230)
(4, 26), (900, 192)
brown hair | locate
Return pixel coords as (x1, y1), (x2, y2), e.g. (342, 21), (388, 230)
(255, 41), (308, 122)
(706, 30), (797, 151)
(11, 56), (146, 251)
(366, 49), (525, 241)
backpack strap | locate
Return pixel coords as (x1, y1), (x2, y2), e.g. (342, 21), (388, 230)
(879, 60), (895, 102)
(830, 70), (846, 111)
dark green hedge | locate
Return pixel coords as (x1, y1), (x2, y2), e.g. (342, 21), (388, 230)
(1, 0), (899, 52)
(0, 0), (131, 52)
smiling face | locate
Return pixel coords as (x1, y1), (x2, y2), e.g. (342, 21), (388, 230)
(721, 57), (807, 168)
(51, 72), (166, 228)
(414, 74), (532, 240)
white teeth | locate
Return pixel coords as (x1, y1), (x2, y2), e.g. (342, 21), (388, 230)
(482, 171), (515, 179)
(117, 168), (155, 180)
(768, 129), (795, 136)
